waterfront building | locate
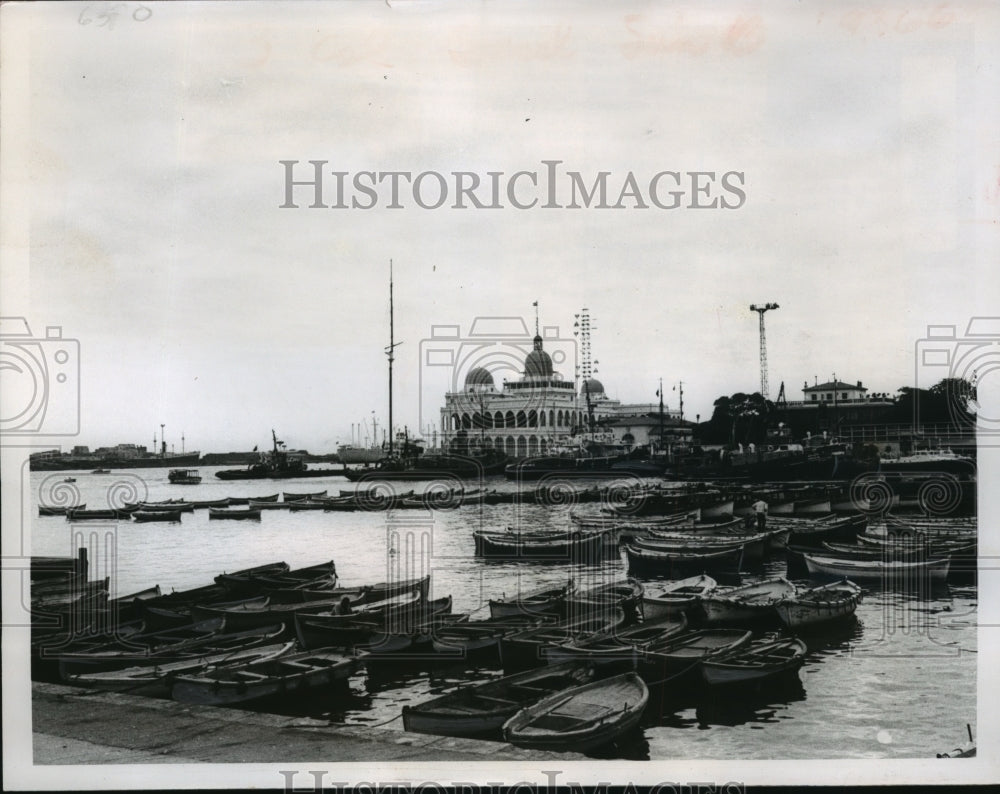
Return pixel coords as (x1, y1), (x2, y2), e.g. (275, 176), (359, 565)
(438, 334), (682, 458)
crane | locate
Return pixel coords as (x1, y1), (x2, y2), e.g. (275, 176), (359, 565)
(749, 302), (779, 399)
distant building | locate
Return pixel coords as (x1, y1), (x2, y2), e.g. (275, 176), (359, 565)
(439, 333), (682, 457)
(802, 380), (868, 403)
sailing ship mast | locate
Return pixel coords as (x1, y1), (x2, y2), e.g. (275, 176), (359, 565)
(385, 261), (402, 458)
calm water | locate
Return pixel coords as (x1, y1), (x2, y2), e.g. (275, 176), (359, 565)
(28, 467), (977, 760)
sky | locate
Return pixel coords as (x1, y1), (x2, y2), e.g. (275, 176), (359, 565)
(2, 1), (998, 454)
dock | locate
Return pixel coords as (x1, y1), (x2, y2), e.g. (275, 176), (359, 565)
(32, 682), (581, 764)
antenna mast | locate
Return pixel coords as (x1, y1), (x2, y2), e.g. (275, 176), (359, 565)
(749, 302), (779, 399)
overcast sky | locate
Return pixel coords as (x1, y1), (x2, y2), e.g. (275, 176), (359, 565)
(2, 1), (997, 454)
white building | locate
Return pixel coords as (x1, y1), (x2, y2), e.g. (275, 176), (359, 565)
(439, 334), (682, 458)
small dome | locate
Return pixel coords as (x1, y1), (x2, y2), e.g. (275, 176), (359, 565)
(524, 335), (553, 378)
(580, 378), (604, 395)
(464, 367), (495, 389)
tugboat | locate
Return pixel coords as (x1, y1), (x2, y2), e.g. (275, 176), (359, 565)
(215, 431), (343, 480)
(168, 468), (203, 485)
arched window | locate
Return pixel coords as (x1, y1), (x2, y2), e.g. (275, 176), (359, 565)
(504, 411), (515, 429)
(528, 410), (538, 427)
(516, 410), (527, 428)
(540, 411), (546, 427)
(505, 437), (516, 455)
(461, 413), (472, 429)
(494, 411), (504, 428)
(452, 414), (460, 431)
(549, 409), (555, 426)
(557, 410), (564, 426)
(516, 436), (527, 457)
(528, 436), (539, 455)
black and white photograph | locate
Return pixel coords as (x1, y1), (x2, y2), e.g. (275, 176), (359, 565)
(1, 1), (997, 789)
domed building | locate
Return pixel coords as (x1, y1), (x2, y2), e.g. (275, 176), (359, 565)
(437, 312), (684, 458)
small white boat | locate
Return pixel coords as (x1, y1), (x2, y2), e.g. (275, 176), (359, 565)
(502, 672), (649, 752)
(802, 552), (950, 583)
(642, 575), (717, 621)
(774, 579), (863, 629)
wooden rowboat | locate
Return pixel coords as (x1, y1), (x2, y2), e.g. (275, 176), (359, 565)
(402, 661), (599, 739)
(802, 552), (950, 583)
(489, 581), (576, 620)
(171, 647), (360, 705)
(641, 575), (717, 620)
(699, 578), (797, 625)
(774, 579), (863, 630)
(131, 510), (182, 523)
(502, 672), (649, 752)
(701, 635), (808, 687)
(545, 613), (688, 670)
(208, 507), (262, 520)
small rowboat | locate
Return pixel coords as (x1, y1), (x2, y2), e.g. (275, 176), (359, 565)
(699, 578), (797, 625)
(247, 499), (290, 510)
(774, 579), (863, 630)
(623, 542), (744, 577)
(500, 610), (626, 671)
(642, 575), (717, 620)
(65, 509), (124, 521)
(190, 498), (232, 509)
(171, 647), (360, 705)
(546, 613), (688, 670)
(139, 502), (195, 512)
(208, 507), (262, 520)
(502, 672), (649, 752)
(287, 500), (329, 511)
(402, 661), (599, 739)
(640, 629), (753, 680)
(131, 510), (182, 523)
(489, 581), (576, 620)
(564, 579), (644, 624)
(65, 641), (296, 696)
(474, 530), (604, 561)
(282, 490), (328, 502)
(701, 635), (808, 687)
(802, 552), (950, 583)
(39, 504), (86, 516)
(430, 615), (551, 656)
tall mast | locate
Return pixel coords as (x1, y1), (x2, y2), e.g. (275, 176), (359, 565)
(385, 261), (402, 457)
(658, 378), (664, 454)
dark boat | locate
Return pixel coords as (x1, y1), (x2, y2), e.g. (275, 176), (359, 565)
(545, 613), (688, 670)
(65, 509), (125, 521)
(700, 635), (808, 687)
(489, 581), (576, 619)
(171, 647), (360, 705)
(402, 661), (599, 738)
(282, 490), (328, 501)
(429, 614), (553, 657)
(39, 503), (86, 516)
(500, 609), (626, 671)
(208, 507), (262, 520)
(623, 542), (744, 577)
(473, 529), (605, 561)
(215, 430), (343, 480)
(639, 629), (753, 681)
(168, 468), (202, 484)
(131, 509), (182, 523)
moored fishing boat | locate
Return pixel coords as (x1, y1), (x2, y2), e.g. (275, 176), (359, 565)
(701, 635), (808, 687)
(473, 529), (605, 561)
(39, 503), (86, 516)
(489, 581), (576, 620)
(774, 579), (862, 629)
(502, 672), (649, 752)
(171, 647), (360, 705)
(402, 661), (599, 739)
(802, 552), (950, 583)
(131, 509), (182, 523)
(429, 615), (552, 657)
(64, 641), (296, 696)
(500, 609), (626, 671)
(208, 507), (262, 520)
(283, 490), (328, 502)
(640, 576), (716, 622)
(65, 509), (124, 521)
(639, 629), (753, 681)
(564, 578), (644, 624)
(545, 613), (688, 670)
(699, 578), (797, 625)
(190, 498), (232, 509)
(623, 542), (744, 577)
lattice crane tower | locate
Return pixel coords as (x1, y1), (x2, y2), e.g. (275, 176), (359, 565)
(749, 302), (779, 399)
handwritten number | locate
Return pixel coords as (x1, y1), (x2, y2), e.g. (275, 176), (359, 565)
(78, 2), (152, 28)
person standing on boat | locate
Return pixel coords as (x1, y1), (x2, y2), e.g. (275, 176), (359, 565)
(752, 498), (768, 530)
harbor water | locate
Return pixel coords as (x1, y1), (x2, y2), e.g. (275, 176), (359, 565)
(27, 467), (977, 760)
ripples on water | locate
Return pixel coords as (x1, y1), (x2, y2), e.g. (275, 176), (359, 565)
(28, 469), (977, 760)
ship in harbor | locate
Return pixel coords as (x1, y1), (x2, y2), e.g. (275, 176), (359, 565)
(215, 430), (343, 480)
(30, 438), (201, 471)
(336, 444), (386, 464)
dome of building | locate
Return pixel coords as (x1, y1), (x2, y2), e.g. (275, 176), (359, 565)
(523, 335), (554, 378)
(464, 367), (495, 390)
(580, 378), (605, 396)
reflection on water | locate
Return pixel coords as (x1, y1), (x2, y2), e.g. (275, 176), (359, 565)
(27, 469), (977, 759)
